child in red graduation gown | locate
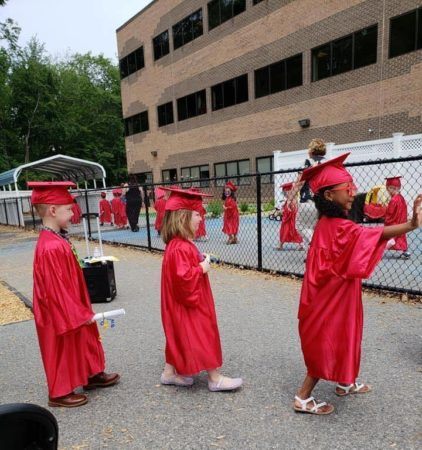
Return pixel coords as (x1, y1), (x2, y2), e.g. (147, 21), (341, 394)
(293, 154), (422, 415)
(190, 187), (208, 241)
(154, 187), (167, 235)
(111, 189), (127, 229)
(70, 196), (82, 224)
(28, 181), (120, 408)
(99, 191), (113, 226)
(222, 181), (240, 244)
(276, 182), (304, 251)
(384, 176), (410, 258)
(160, 187), (243, 392)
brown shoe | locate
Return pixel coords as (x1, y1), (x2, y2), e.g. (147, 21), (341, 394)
(48, 393), (88, 408)
(84, 372), (120, 390)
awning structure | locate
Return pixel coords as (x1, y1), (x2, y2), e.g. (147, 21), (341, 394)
(0, 154), (107, 188)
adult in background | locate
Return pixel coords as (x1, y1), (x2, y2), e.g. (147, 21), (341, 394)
(300, 138), (327, 203)
(125, 175), (143, 232)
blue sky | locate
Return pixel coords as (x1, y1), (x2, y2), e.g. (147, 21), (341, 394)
(1, 0), (153, 61)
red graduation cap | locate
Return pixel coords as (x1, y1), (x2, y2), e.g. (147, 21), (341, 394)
(27, 181), (76, 205)
(300, 153), (353, 193)
(163, 187), (212, 212)
(385, 176), (401, 188)
(281, 182), (294, 191)
(225, 181), (237, 192)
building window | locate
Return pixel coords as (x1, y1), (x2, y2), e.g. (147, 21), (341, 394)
(119, 46), (144, 79)
(181, 165), (210, 187)
(389, 8), (422, 58)
(172, 9), (203, 50)
(256, 156), (273, 184)
(211, 74), (248, 111)
(153, 30), (170, 61)
(214, 159), (250, 186)
(124, 111), (149, 137)
(312, 24), (378, 82)
(157, 102), (174, 127)
(162, 168), (178, 182)
(255, 53), (302, 99)
(208, 0), (246, 31)
(135, 172), (153, 184)
(177, 90), (207, 121)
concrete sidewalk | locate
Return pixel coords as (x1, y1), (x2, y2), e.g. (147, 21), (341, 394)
(0, 226), (421, 450)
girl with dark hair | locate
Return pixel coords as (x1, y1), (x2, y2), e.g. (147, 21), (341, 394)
(293, 153), (422, 415)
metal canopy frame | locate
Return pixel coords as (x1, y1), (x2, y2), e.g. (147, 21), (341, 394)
(0, 154), (107, 226)
(0, 154), (107, 189)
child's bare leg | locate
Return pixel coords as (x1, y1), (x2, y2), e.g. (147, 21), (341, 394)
(294, 374), (333, 414)
(163, 363), (176, 377)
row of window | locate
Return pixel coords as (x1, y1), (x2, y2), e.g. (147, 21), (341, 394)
(120, 6), (422, 80)
(160, 156), (274, 187)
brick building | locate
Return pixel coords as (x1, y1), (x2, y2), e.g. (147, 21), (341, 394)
(116, 0), (422, 185)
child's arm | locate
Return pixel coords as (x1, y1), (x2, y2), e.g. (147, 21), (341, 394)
(382, 195), (421, 240)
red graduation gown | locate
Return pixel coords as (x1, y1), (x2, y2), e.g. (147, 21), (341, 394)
(32, 230), (105, 398)
(161, 237), (222, 375)
(279, 200), (303, 244)
(154, 198), (166, 232)
(70, 202), (82, 224)
(222, 197), (239, 235)
(298, 217), (386, 384)
(195, 205), (207, 238)
(99, 199), (112, 223)
(111, 198), (124, 227)
(384, 194), (408, 251)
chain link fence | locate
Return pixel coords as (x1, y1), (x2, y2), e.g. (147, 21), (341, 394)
(1, 156), (421, 296)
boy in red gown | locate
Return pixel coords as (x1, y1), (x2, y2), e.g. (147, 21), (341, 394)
(70, 196), (82, 225)
(160, 187), (243, 391)
(99, 192), (113, 226)
(276, 182), (304, 251)
(222, 181), (239, 244)
(384, 176), (409, 259)
(293, 155), (421, 415)
(28, 181), (120, 408)
(111, 189), (127, 229)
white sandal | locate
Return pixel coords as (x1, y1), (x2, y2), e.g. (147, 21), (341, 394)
(335, 382), (371, 396)
(293, 396), (334, 415)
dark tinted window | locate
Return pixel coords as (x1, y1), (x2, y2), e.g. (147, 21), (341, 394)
(354, 25), (378, 68)
(332, 34), (353, 75)
(119, 46), (145, 79)
(208, 0), (246, 31)
(153, 30), (170, 61)
(212, 74), (248, 111)
(389, 9), (420, 58)
(177, 90), (207, 121)
(173, 9), (203, 50)
(255, 53), (302, 98)
(312, 25), (378, 81)
(157, 102), (174, 127)
(124, 111), (149, 136)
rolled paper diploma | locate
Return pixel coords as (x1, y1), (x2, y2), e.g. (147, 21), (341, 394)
(93, 309), (126, 322)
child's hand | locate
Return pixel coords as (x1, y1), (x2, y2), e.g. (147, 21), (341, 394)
(85, 316), (95, 325)
(410, 195), (422, 229)
(199, 257), (211, 274)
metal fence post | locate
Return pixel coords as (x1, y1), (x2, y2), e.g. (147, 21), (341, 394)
(15, 197), (21, 227)
(256, 173), (263, 271)
(31, 203), (36, 230)
(84, 190), (92, 239)
(143, 185), (152, 251)
(3, 199), (9, 225)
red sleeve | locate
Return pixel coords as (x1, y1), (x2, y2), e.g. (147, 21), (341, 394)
(331, 220), (387, 279)
(169, 247), (203, 308)
(40, 247), (93, 335)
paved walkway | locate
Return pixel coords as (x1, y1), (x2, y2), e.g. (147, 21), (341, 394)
(0, 226), (421, 449)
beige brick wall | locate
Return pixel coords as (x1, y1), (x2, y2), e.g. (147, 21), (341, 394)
(116, 0), (422, 181)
